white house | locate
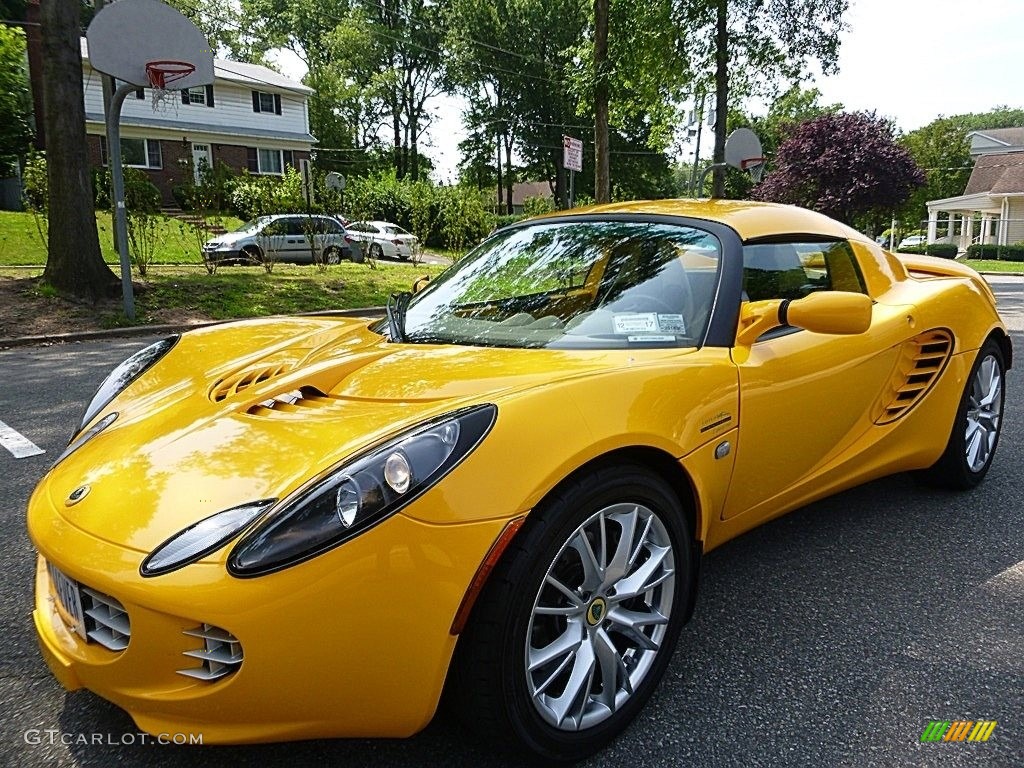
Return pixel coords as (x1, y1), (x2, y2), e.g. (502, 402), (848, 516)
(926, 128), (1024, 251)
(81, 39), (316, 205)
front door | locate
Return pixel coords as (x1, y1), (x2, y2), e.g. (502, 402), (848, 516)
(721, 240), (907, 522)
(191, 143), (211, 184)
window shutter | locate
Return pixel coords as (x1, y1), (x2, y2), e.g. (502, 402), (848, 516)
(206, 84), (215, 108)
(99, 136), (108, 166)
(274, 93), (282, 115)
(283, 150), (294, 168)
(181, 89), (190, 105)
(252, 91), (260, 112)
(246, 147), (259, 173)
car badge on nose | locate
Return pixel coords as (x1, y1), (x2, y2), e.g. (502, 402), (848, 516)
(65, 485), (90, 507)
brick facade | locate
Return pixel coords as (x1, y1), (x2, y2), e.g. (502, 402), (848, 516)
(86, 137), (313, 206)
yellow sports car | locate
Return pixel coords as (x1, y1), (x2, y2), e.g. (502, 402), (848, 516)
(27, 200), (1009, 761)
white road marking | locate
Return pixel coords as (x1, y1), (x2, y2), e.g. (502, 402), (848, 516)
(0, 420), (45, 458)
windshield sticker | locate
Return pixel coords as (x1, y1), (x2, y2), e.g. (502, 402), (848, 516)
(627, 335), (677, 343)
(613, 313), (660, 334)
(657, 314), (686, 333)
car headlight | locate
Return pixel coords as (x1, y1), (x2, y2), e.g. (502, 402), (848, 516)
(141, 500), (276, 577)
(227, 404), (497, 577)
(76, 336), (178, 434)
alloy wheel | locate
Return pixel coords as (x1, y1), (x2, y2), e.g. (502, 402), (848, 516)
(965, 353), (1002, 473)
(525, 502), (676, 731)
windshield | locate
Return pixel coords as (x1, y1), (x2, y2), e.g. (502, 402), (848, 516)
(236, 217), (270, 233)
(400, 219), (722, 349)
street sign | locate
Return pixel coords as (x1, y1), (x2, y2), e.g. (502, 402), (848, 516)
(563, 135), (583, 173)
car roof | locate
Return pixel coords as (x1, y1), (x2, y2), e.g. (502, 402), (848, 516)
(539, 200), (871, 244)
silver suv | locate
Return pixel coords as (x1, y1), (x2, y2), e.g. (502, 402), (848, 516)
(202, 214), (362, 265)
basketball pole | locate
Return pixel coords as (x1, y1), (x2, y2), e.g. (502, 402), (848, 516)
(105, 83), (138, 320)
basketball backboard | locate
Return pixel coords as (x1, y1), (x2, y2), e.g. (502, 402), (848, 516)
(724, 128), (763, 170)
(86, 0), (214, 91)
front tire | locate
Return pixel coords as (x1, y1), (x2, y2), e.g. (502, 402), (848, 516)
(922, 338), (1005, 489)
(448, 465), (691, 762)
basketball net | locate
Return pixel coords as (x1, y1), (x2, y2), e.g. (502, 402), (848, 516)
(146, 60), (195, 114)
(741, 157), (766, 184)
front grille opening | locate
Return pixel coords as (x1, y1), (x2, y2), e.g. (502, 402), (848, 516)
(81, 587), (131, 651)
(177, 624), (243, 682)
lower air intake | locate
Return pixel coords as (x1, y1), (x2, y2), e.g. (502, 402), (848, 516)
(81, 587), (131, 651)
(177, 624), (243, 682)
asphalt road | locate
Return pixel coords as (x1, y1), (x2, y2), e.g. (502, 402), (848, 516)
(1, 279), (1023, 767)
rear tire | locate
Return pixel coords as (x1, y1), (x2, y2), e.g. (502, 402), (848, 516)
(447, 464), (691, 762)
(324, 246), (341, 265)
(921, 338), (1005, 489)
(370, 243), (384, 260)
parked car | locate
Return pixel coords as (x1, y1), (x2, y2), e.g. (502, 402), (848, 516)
(202, 214), (362, 265)
(897, 234), (926, 250)
(28, 200), (1009, 762)
(346, 220), (419, 260)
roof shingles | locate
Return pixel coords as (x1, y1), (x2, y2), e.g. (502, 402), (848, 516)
(964, 153), (1024, 195)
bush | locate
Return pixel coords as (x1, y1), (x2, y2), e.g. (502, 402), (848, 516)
(493, 213), (526, 230)
(925, 243), (958, 259)
(965, 244), (1024, 262)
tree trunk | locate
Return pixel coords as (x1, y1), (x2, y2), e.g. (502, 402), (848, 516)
(711, 0), (728, 199)
(504, 132), (513, 215)
(593, 0), (610, 203)
(40, 0), (118, 300)
(495, 132), (503, 212)
(410, 113), (419, 180)
(393, 111), (402, 178)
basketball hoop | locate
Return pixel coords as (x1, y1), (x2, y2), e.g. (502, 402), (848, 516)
(146, 60), (194, 112)
(145, 59), (196, 89)
(741, 157), (766, 184)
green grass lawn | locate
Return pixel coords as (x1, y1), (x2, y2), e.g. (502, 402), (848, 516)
(0, 210), (244, 266)
(0, 262), (444, 329)
(130, 263), (441, 322)
(961, 259), (1024, 274)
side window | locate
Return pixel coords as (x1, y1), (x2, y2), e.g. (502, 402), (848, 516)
(743, 241), (867, 302)
(285, 218), (306, 237)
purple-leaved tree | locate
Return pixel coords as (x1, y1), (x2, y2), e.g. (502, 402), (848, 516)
(753, 112), (925, 229)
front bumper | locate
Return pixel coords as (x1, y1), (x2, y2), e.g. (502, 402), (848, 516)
(30, 500), (508, 743)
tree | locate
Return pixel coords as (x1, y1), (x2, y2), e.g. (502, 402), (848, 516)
(39, 0), (118, 299)
(674, 0), (848, 197)
(753, 112), (925, 231)
(0, 25), (34, 175)
(900, 107), (1024, 228)
(721, 84), (842, 199)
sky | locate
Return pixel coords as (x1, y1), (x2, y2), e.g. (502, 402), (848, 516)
(271, 0), (1024, 183)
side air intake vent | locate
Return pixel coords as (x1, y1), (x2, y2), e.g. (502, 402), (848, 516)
(876, 329), (953, 424)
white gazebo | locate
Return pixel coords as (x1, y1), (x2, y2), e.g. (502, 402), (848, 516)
(926, 128), (1024, 251)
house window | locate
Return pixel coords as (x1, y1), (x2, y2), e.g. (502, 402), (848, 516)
(251, 90), (282, 115)
(247, 147), (293, 175)
(181, 85), (215, 108)
(99, 137), (162, 169)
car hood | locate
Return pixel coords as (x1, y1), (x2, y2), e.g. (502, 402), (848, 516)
(40, 316), (694, 552)
(207, 230), (253, 246)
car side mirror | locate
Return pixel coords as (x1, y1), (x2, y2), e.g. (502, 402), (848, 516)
(412, 274), (431, 294)
(736, 291), (872, 346)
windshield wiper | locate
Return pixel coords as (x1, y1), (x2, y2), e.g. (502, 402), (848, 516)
(386, 291), (412, 342)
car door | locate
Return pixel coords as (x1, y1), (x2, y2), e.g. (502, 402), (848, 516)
(284, 217), (311, 262)
(721, 240), (911, 523)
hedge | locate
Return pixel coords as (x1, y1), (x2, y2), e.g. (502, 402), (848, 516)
(965, 244), (1024, 262)
(896, 243), (959, 259)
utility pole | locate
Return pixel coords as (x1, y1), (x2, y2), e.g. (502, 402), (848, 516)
(593, 0), (610, 202)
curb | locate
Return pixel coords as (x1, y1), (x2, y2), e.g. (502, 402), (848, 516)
(0, 307), (385, 350)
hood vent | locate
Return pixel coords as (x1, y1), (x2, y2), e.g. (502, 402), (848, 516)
(247, 385), (340, 416)
(211, 361), (295, 402)
(876, 329), (953, 424)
